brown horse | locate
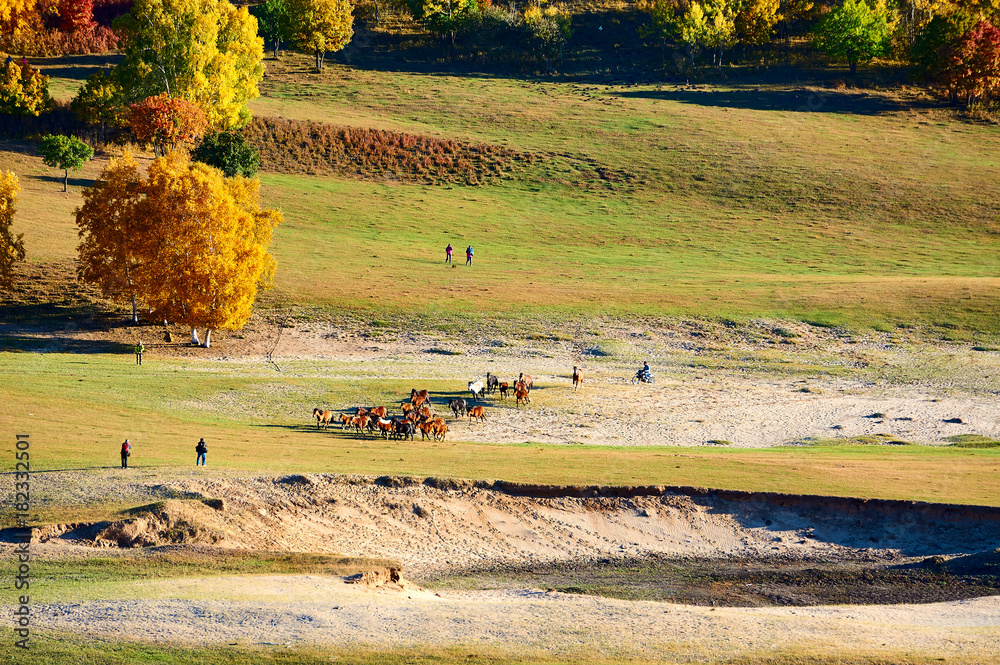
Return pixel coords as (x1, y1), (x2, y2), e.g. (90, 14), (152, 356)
(572, 366), (583, 392)
(468, 405), (486, 422)
(498, 382), (509, 400)
(514, 385), (530, 408)
(519, 372), (534, 393)
(313, 408), (333, 429)
(410, 389), (430, 407)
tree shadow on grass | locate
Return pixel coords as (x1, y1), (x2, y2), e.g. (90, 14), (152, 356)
(32, 53), (122, 81)
(0, 334), (132, 354)
(26, 172), (97, 190)
(615, 86), (943, 116)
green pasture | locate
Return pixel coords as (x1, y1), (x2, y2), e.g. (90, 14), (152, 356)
(3, 352), (998, 510)
(11, 54), (1000, 330)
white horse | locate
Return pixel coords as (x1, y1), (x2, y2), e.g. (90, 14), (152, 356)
(469, 380), (485, 402)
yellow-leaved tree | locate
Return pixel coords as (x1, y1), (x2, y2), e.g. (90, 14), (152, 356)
(76, 152), (149, 323)
(137, 152), (280, 347)
(0, 0), (37, 37)
(113, 0), (264, 129)
(76, 152), (281, 345)
(0, 60), (52, 117)
(289, 0), (353, 72)
(0, 170), (27, 290)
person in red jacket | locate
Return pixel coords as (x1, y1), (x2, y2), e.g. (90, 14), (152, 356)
(120, 439), (131, 469)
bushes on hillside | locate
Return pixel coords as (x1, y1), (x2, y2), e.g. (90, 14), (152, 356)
(245, 116), (535, 184)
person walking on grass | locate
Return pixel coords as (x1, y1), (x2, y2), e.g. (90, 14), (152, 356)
(135, 340), (144, 365)
(195, 438), (207, 466)
(446, 243), (453, 263)
(466, 245), (474, 266)
(120, 439), (131, 468)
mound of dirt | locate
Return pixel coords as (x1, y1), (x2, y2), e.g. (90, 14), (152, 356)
(92, 500), (227, 549)
(28, 474), (1000, 578)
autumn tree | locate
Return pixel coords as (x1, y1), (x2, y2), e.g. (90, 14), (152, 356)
(289, 0), (354, 71)
(524, 4), (571, 71)
(71, 69), (127, 141)
(113, 0), (264, 129)
(76, 152), (148, 323)
(77, 151), (282, 344)
(0, 170), (26, 290)
(0, 60), (52, 117)
(0, 0), (38, 42)
(128, 93), (208, 156)
(812, 0), (894, 75)
(38, 134), (94, 192)
(251, 0), (293, 58)
(138, 152), (281, 347)
(57, 0), (97, 32)
(679, 0), (738, 67)
(943, 19), (1000, 105)
(736, 0), (781, 46)
(641, 0), (680, 66)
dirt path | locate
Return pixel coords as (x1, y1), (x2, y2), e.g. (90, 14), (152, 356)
(33, 576), (1000, 661)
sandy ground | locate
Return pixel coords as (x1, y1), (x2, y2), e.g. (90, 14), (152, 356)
(6, 315), (1000, 659)
(34, 578), (1000, 660)
(13, 472), (1000, 659)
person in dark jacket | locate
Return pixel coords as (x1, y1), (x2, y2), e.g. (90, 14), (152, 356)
(120, 439), (131, 468)
(195, 438), (207, 466)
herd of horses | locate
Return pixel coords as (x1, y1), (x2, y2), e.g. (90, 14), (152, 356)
(310, 367), (585, 442)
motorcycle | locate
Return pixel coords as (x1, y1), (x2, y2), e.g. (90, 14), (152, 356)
(631, 370), (654, 385)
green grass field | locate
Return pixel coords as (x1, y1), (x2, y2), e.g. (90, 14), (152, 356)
(12, 53), (1000, 330)
(3, 353), (998, 512)
(5, 52), (1000, 665)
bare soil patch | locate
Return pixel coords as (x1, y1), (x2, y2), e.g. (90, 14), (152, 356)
(9, 471), (1000, 659)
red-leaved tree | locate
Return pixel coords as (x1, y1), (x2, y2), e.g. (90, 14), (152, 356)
(128, 93), (208, 156)
(944, 19), (1000, 107)
(58, 0), (97, 32)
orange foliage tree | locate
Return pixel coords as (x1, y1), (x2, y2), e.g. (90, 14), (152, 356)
(75, 152), (148, 322)
(944, 19), (1000, 106)
(128, 93), (209, 156)
(0, 170), (27, 290)
(76, 151), (282, 344)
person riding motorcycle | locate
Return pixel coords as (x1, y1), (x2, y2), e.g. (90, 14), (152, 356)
(634, 362), (653, 383)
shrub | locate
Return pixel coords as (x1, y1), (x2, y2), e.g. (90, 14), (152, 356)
(192, 131), (260, 178)
(244, 116), (535, 184)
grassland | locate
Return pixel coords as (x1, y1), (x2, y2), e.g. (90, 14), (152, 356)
(12, 53), (1000, 330)
(3, 352), (998, 512)
(2, 638), (974, 665)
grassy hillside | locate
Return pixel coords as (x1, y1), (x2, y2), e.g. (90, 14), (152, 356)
(13, 54), (1000, 330)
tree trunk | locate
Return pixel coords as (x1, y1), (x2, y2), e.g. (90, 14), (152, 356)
(131, 293), (138, 324)
(63, 169), (68, 192)
(849, 60), (857, 76)
(191, 328), (200, 345)
(202, 328), (212, 348)
(274, 39), (280, 59)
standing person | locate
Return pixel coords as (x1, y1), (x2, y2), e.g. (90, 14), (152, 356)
(445, 243), (453, 263)
(120, 439), (131, 468)
(195, 438), (207, 466)
(466, 245), (474, 266)
(135, 340), (144, 365)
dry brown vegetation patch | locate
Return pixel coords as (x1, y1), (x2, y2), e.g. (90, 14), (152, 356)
(246, 116), (537, 184)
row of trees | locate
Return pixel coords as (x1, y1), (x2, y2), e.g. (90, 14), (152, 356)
(394, 0), (572, 68)
(636, 0), (1000, 105)
(0, 0), (121, 55)
(2, 0), (289, 345)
